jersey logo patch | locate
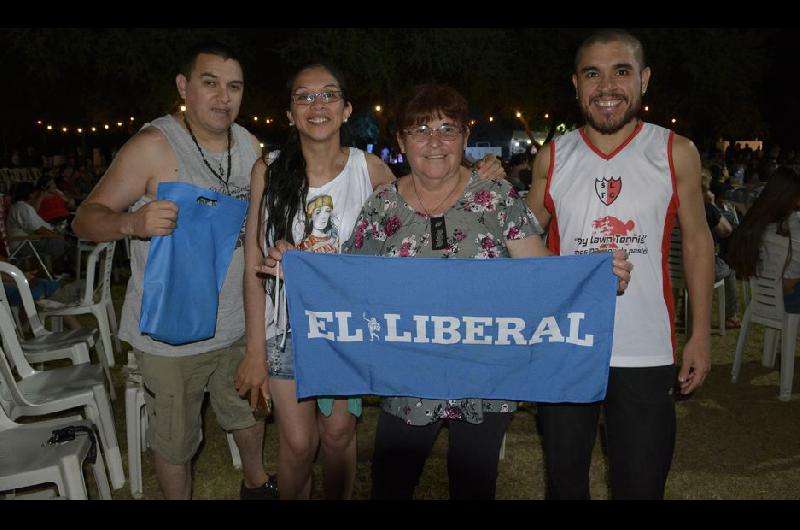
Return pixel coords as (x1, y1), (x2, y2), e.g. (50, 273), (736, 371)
(595, 177), (622, 206)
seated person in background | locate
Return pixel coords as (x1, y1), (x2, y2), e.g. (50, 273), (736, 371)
(35, 175), (74, 225)
(728, 167), (800, 312)
(1, 265), (81, 330)
(506, 152), (532, 192)
(7, 182), (70, 272)
(702, 173), (740, 328)
(709, 163), (732, 199)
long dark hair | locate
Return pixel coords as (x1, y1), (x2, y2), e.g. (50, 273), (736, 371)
(258, 61), (352, 249)
(727, 166), (800, 278)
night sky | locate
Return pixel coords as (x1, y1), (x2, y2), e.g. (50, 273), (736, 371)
(2, 27), (797, 161)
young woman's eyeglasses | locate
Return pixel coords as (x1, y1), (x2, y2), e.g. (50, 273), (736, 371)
(291, 91), (344, 105)
(402, 124), (465, 142)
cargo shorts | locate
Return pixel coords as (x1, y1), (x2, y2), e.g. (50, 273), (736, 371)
(135, 338), (256, 465)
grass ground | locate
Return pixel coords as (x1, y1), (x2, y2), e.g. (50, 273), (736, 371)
(74, 279), (800, 499)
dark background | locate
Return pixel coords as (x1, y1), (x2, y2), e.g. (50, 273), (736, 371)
(1, 27), (797, 162)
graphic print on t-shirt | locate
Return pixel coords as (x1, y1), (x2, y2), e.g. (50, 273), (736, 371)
(595, 176), (622, 206)
(571, 176), (650, 255)
(298, 194), (340, 254)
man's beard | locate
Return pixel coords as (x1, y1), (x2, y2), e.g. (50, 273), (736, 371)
(581, 92), (641, 135)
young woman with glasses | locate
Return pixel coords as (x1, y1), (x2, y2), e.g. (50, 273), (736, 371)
(236, 63), (505, 499)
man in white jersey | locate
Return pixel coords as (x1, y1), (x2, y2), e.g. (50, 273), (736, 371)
(72, 41), (277, 500)
(527, 29), (713, 499)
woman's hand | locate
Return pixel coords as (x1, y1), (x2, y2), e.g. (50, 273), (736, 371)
(235, 350), (270, 412)
(256, 239), (296, 278)
(612, 249), (633, 295)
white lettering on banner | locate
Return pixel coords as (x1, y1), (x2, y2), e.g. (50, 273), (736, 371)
(529, 316), (566, 345)
(385, 313), (411, 342)
(335, 311), (363, 342)
(432, 316), (462, 344)
(306, 311), (335, 340)
(495, 317), (527, 345)
(566, 312), (594, 346)
(304, 312), (595, 348)
(413, 315), (430, 344)
(463, 316), (494, 345)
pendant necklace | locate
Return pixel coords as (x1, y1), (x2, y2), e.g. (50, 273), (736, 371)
(183, 113), (232, 192)
(411, 172), (462, 251)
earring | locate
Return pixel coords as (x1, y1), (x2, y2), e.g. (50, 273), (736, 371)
(344, 118), (349, 123)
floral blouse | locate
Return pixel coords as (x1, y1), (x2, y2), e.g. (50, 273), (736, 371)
(342, 171), (543, 426)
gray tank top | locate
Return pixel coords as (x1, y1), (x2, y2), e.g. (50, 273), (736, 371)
(118, 114), (257, 356)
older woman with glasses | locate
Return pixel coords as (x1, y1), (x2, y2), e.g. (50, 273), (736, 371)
(342, 83), (632, 499)
(237, 64), (505, 499)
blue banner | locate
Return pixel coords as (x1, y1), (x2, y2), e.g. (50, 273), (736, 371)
(283, 251), (617, 403)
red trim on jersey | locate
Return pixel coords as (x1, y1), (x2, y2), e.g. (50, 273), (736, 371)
(662, 130), (681, 361)
(543, 141), (560, 254)
(579, 120), (645, 161)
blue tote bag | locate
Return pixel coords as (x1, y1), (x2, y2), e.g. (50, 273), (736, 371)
(140, 182), (248, 345)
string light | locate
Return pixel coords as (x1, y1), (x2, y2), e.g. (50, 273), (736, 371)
(375, 105), (382, 112)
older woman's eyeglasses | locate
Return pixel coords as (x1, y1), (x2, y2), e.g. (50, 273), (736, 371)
(291, 91), (343, 105)
(402, 124), (465, 142)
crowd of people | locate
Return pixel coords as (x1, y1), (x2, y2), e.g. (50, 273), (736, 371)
(6, 28), (797, 501)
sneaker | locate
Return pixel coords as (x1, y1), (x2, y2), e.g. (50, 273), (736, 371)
(240, 474), (279, 500)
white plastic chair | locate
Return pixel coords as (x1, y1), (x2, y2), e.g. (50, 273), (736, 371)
(41, 241), (121, 369)
(0, 405), (111, 500)
(125, 374), (241, 499)
(732, 237), (798, 401)
(0, 302), (125, 489)
(0, 262), (115, 399)
(669, 226), (726, 335)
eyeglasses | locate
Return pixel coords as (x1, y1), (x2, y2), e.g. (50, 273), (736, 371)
(291, 91), (344, 105)
(402, 124), (465, 142)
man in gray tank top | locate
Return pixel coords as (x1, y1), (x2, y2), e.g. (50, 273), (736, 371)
(72, 41), (277, 500)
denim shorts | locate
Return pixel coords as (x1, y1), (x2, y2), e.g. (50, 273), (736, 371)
(267, 333), (294, 379)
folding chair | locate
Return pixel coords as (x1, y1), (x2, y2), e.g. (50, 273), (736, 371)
(41, 241), (120, 369)
(732, 237), (798, 401)
(0, 404), (111, 500)
(669, 225), (726, 335)
(0, 301), (125, 489)
(0, 261), (114, 398)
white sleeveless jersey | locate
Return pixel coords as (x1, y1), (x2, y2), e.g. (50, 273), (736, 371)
(545, 121), (679, 367)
